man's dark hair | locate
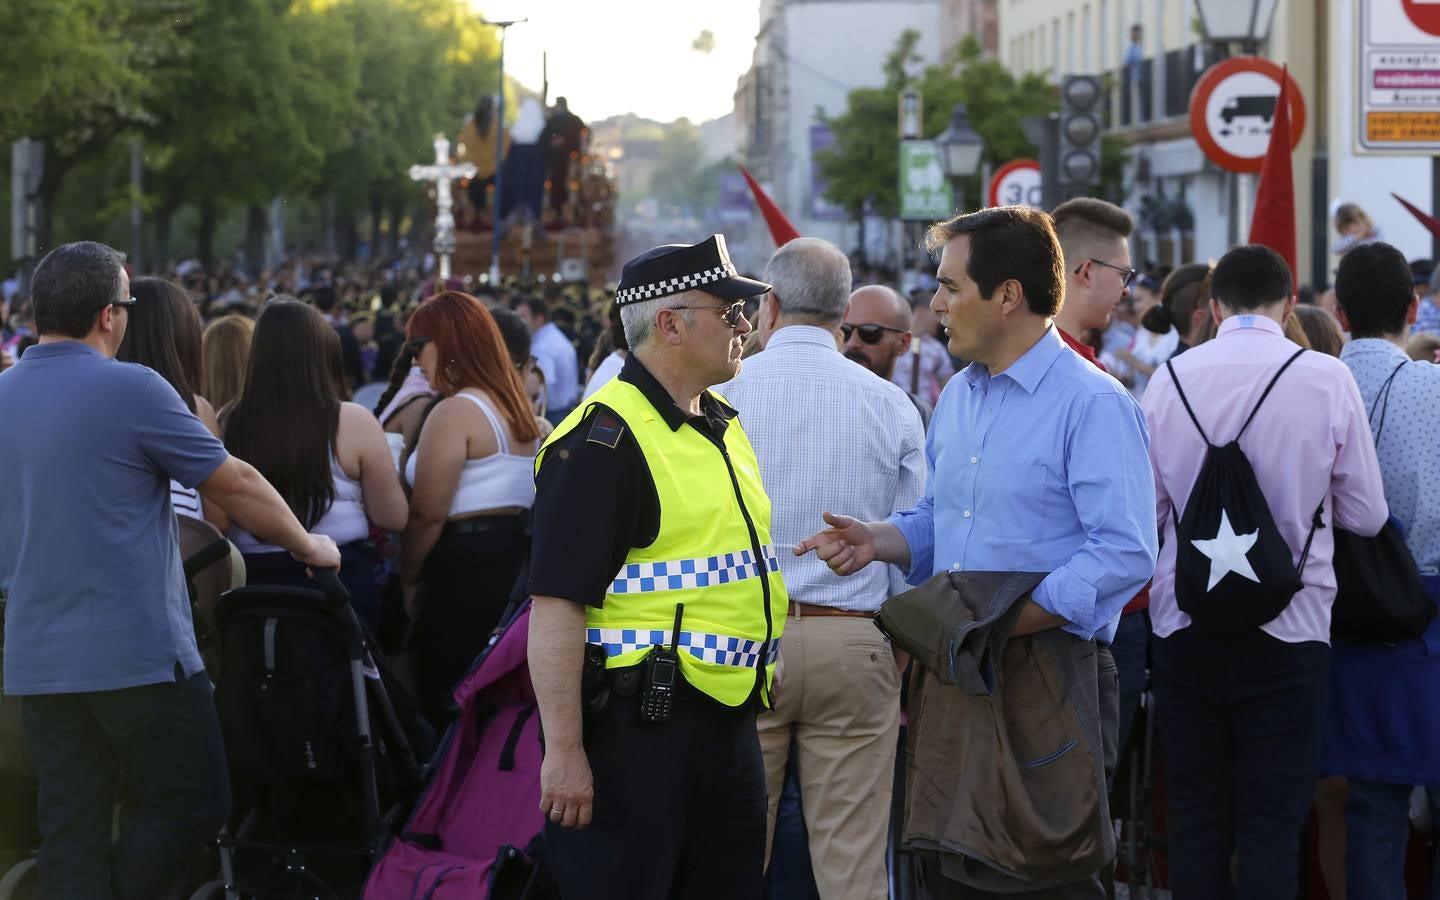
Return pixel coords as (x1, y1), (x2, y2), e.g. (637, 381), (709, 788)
(925, 206), (1065, 317)
(1210, 244), (1293, 311)
(490, 305), (533, 369)
(1335, 241), (1415, 338)
(31, 241), (127, 339)
(523, 296), (550, 322)
(1051, 197), (1134, 265)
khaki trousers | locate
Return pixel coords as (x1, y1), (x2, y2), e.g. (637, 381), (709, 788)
(760, 614), (901, 900)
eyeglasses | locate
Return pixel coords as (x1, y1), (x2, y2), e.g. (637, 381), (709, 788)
(1077, 258), (1139, 289)
(669, 301), (748, 329)
(840, 322), (907, 344)
(111, 297), (137, 311)
(405, 336), (432, 355)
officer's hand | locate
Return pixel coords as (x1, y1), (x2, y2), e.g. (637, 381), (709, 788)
(540, 743), (594, 829)
(793, 512), (875, 576)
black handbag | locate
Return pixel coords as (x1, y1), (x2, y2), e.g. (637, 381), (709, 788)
(1330, 360), (1436, 643)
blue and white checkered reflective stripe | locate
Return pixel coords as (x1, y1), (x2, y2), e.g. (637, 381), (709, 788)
(587, 628), (781, 668)
(608, 545), (780, 596)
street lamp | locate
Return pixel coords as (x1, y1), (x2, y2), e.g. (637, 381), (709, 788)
(1194, 0), (1279, 54)
(935, 104), (985, 211)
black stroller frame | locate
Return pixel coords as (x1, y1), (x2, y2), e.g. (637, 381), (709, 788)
(206, 571), (419, 900)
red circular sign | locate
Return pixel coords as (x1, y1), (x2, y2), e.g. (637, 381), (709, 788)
(1403, 0), (1440, 37)
(1189, 57), (1306, 174)
(988, 159), (1042, 208)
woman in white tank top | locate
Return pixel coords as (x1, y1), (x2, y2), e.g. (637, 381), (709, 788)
(398, 291), (543, 720)
(222, 300), (408, 628)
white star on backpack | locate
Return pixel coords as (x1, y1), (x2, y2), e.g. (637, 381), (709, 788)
(1191, 509), (1261, 592)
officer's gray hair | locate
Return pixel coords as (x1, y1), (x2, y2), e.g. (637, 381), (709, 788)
(620, 292), (694, 348)
(763, 237), (851, 325)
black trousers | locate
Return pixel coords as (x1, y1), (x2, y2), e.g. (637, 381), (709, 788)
(1153, 627), (1330, 900)
(415, 517), (526, 721)
(21, 667), (230, 900)
(545, 687), (768, 900)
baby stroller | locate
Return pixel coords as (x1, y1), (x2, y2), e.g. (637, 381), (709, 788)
(364, 600), (554, 899)
(193, 571), (430, 899)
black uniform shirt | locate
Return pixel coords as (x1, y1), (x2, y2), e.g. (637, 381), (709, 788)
(527, 354), (738, 608)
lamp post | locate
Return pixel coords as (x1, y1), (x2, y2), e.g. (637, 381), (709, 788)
(1194, 0), (1278, 56)
(935, 104), (985, 213)
(1194, 0), (1278, 247)
(479, 17), (526, 285)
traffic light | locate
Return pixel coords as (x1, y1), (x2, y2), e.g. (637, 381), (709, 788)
(1059, 75), (1102, 199)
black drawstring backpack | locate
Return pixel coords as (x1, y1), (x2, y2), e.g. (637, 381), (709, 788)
(1166, 349), (1322, 636)
(1331, 360), (1435, 643)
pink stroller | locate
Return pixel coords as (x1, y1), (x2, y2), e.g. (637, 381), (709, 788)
(363, 600), (554, 899)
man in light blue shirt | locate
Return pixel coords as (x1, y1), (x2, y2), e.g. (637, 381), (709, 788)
(798, 207), (1157, 899)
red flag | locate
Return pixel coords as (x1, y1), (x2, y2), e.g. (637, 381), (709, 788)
(1248, 66), (1296, 287)
(739, 166), (801, 247)
(1392, 192), (1440, 242)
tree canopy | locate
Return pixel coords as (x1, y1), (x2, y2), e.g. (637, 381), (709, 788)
(0, 0), (504, 268)
(815, 32), (1127, 219)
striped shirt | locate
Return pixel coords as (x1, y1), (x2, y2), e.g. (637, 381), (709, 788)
(718, 325), (926, 611)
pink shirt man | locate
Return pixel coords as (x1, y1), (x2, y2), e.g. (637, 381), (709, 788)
(1142, 314), (1388, 644)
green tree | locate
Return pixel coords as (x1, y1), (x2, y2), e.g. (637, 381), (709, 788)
(816, 33), (1127, 219)
(649, 119), (709, 215)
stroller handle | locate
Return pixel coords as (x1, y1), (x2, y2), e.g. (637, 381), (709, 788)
(312, 568), (350, 606)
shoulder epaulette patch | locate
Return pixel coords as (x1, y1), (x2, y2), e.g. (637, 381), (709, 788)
(586, 412), (626, 449)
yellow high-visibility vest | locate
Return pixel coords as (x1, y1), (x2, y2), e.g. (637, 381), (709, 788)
(537, 377), (788, 707)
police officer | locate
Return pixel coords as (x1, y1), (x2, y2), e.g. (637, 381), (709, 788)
(528, 235), (789, 899)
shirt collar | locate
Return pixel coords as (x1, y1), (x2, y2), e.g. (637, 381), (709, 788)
(618, 352), (738, 432)
(1217, 313), (1284, 338)
(18, 340), (105, 361)
(763, 324), (840, 352)
(965, 325), (1066, 394)
(1341, 336), (1410, 365)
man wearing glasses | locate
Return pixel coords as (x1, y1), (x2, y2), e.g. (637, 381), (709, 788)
(527, 235), (790, 899)
(0, 242), (340, 898)
(1051, 197), (1137, 371)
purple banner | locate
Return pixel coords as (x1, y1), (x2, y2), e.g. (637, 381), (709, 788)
(809, 124), (847, 221)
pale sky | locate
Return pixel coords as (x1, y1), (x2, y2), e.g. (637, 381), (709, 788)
(475, 0), (761, 123)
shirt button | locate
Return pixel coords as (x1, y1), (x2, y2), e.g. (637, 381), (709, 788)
(970, 456), (979, 464)
(963, 510), (973, 518)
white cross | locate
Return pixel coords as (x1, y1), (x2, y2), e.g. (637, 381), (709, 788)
(409, 134), (476, 281)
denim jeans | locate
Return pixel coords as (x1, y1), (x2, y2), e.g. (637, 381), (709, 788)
(21, 667), (230, 900)
(1346, 778), (1440, 900)
(763, 749), (820, 900)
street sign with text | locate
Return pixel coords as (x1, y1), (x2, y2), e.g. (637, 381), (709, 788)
(1359, 0), (1440, 152)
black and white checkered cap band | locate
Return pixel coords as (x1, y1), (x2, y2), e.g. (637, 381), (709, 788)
(615, 262), (738, 305)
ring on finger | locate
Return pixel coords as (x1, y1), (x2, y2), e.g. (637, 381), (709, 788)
(549, 808), (564, 819)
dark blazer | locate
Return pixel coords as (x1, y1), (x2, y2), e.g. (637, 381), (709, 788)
(880, 570), (1115, 893)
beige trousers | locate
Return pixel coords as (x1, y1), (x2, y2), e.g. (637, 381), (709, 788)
(759, 614), (902, 900)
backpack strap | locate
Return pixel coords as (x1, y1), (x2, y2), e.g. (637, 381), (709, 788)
(1164, 360), (1212, 447)
(1235, 348), (1307, 442)
(1296, 502), (1325, 578)
(1369, 360), (1408, 448)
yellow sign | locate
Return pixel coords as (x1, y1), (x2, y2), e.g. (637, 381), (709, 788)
(1365, 111), (1440, 142)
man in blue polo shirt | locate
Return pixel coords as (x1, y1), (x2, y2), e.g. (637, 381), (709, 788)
(0, 241), (341, 899)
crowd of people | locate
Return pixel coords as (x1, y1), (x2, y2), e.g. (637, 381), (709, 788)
(0, 192), (1437, 900)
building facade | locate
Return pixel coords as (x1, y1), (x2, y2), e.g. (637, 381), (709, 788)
(734, 0), (945, 249)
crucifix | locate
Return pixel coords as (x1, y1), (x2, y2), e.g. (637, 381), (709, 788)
(409, 134), (476, 280)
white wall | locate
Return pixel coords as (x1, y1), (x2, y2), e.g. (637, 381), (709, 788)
(1327, 1), (1434, 266)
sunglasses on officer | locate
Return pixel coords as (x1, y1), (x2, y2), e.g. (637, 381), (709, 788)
(840, 322), (907, 344)
(669, 301), (748, 329)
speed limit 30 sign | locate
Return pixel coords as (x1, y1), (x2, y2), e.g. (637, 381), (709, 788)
(988, 159), (1043, 208)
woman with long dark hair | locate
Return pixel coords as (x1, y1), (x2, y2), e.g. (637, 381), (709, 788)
(223, 299), (408, 626)
(117, 278), (221, 524)
(399, 291), (541, 719)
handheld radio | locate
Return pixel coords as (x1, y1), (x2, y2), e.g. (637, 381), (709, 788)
(640, 604), (684, 724)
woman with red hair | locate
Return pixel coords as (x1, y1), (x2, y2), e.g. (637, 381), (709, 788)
(399, 291), (542, 719)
